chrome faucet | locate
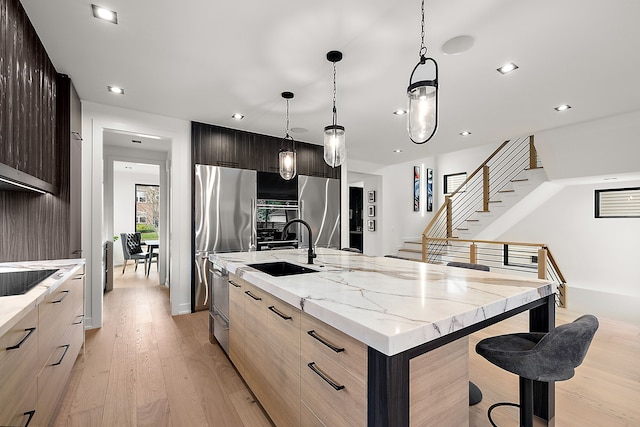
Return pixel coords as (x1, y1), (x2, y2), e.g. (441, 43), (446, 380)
(282, 219), (317, 264)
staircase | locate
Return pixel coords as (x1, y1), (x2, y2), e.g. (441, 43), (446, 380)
(396, 168), (554, 261)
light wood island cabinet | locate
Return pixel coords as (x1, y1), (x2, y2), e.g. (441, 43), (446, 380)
(228, 274), (367, 426)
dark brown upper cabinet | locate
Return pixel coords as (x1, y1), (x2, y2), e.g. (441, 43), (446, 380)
(192, 122), (340, 179)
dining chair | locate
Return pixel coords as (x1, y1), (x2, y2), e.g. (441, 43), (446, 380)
(120, 232), (151, 274)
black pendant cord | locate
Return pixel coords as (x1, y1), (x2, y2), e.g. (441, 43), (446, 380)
(419, 0), (427, 59)
(332, 62), (338, 127)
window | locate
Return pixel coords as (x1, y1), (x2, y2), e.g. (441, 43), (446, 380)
(444, 172), (467, 195)
(595, 187), (640, 218)
(135, 184), (160, 239)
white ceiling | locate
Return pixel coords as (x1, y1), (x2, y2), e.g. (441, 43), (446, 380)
(21, 0), (640, 167)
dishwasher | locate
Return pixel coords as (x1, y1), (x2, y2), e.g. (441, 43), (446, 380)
(209, 261), (230, 355)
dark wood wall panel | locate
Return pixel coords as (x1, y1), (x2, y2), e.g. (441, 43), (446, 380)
(192, 121), (340, 179)
(0, 0), (72, 262)
(0, 0), (58, 186)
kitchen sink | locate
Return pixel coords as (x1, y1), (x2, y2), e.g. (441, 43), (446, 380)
(247, 261), (318, 277)
(0, 269), (59, 297)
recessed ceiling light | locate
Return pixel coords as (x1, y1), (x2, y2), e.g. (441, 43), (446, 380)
(108, 86), (124, 94)
(497, 62), (519, 74)
(554, 104), (572, 111)
(393, 149), (403, 153)
(91, 4), (118, 24)
(460, 131), (472, 136)
(393, 109), (407, 116)
(231, 113), (244, 120)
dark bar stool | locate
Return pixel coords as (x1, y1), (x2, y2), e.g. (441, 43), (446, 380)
(446, 261), (490, 406)
(476, 314), (599, 426)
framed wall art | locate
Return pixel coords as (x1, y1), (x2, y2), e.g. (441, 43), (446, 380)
(368, 190), (376, 203)
(367, 219), (376, 232)
(413, 166), (420, 212)
(426, 167), (433, 212)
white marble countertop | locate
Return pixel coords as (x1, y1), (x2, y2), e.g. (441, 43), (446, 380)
(210, 248), (555, 356)
(0, 259), (85, 337)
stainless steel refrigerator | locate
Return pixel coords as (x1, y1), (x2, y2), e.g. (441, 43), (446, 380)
(194, 165), (256, 312)
(298, 175), (341, 249)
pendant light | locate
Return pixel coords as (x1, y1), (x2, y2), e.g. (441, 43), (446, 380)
(407, 0), (439, 144)
(279, 91), (297, 180)
(324, 50), (346, 168)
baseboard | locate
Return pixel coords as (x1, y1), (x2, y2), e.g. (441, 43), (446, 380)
(566, 287), (640, 325)
(177, 302), (192, 315)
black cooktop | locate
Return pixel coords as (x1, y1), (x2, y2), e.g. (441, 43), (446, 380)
(0, 269), (59, 297)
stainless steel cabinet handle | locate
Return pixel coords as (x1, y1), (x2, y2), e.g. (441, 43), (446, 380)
(268, 306), (292, 320)
(229, 281), (241, 288)
(72, 315), (84, 325)
(23, 410), (36, 427)
(6, 327), (36, 351)
(73, 274), (85, 280)
(52, 344), (70, 366)
(307, 362), (345, 391)
(244, 290), (261, 301)
(307, 330), (345, 353)
(52, 290), (70, 303)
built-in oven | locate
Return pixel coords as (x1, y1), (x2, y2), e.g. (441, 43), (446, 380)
(256, 199), (300, 250)
(209, 261), (230, 354)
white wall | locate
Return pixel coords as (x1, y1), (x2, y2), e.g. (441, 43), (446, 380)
(375, 142), (497, 255)
(535, 110), (640, 181)
(498, 180), (640, 323)
(82, 102), (191, 329)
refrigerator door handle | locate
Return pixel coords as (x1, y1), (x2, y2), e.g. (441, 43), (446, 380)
(202, 255), (210, 305)
(250, 198), (256, 250)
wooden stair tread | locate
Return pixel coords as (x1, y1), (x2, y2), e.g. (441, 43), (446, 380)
(398, 248), (421, 253)
(488, 200), (502, 203)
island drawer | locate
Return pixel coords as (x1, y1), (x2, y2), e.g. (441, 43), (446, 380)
(301, 342), (366, 427)
(301, 312), (367, 382)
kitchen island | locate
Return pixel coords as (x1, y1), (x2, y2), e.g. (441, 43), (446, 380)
(210, 248), (556, 426)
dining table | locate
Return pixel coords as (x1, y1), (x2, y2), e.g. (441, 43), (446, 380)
(142, 239), (159, 277)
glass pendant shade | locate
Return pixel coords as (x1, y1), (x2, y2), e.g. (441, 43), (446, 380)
(279, 147), (296, 180)
(407, 56), (438, 144)
(323, 125), (346, 167)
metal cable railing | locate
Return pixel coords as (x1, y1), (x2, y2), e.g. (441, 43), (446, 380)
(422, 135), (537, 263)
(425, 237), (566, 307)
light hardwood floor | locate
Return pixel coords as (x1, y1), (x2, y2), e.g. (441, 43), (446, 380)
(53, 267), (640, 426)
